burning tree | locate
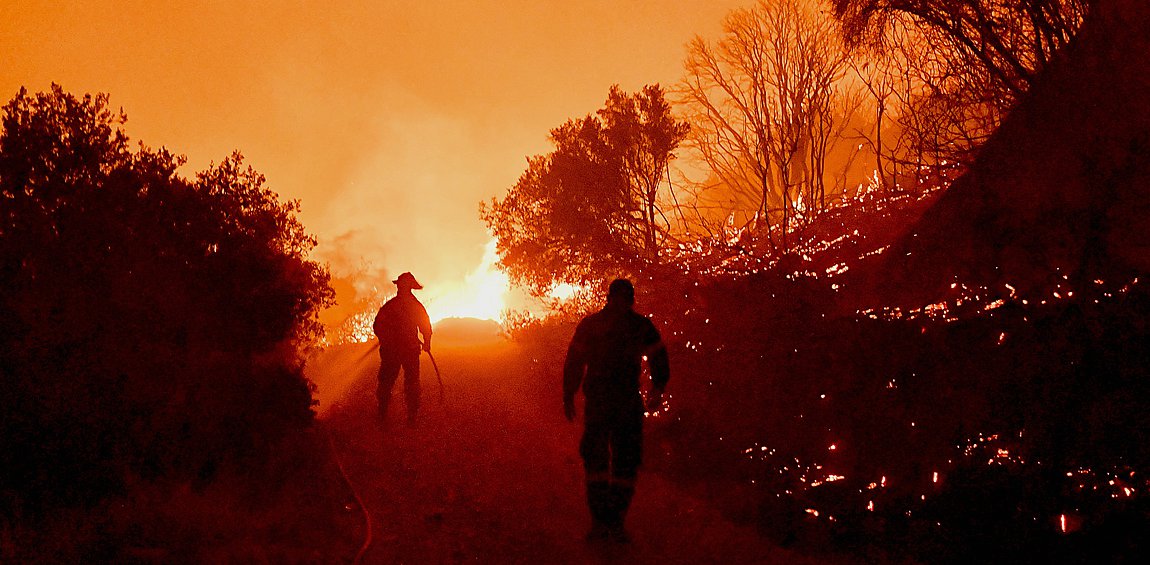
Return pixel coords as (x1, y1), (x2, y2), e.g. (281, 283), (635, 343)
(835, 0), (1089, 166)
(678, 0), (861, 253)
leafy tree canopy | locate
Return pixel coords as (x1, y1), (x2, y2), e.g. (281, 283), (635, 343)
(0, 85), (334, 508)
(481, 84), (687, 297)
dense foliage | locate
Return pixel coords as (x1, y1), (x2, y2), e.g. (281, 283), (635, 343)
(480, 84), (687, 297)
(0, 86), (334, 511)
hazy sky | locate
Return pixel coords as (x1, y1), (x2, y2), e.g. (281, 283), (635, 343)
(1, 0), (745, 319)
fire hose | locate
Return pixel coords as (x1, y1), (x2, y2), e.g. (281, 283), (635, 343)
(328, 342), (443, 563)
(425, 345), (444, 405)
(324, 427), (372, 564)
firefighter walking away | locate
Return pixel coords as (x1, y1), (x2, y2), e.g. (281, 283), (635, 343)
(563, 278), (670, 543)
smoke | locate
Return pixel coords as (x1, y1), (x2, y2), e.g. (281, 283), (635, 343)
(319, 230), (392, 295)
(0, 1), (751, 335)
(311, 93), (518, 330)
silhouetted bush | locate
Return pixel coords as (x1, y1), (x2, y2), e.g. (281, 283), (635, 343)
(0, 86), (333, 513)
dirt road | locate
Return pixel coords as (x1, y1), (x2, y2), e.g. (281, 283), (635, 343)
(311, 337), (829, 564)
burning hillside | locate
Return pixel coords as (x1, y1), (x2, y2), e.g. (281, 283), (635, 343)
(872, 0), (1150, 310)
(604, 3), (1150, 560)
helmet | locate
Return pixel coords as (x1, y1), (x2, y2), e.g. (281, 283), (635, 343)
(393, 272), (423, 290)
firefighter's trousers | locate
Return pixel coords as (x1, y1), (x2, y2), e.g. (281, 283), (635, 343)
(377, 347), (420, 421)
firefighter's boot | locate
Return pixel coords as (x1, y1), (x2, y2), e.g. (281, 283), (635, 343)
(584, 481), (612, 541)
(606, 482), (635, 543)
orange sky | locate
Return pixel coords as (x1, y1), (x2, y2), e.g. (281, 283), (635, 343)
(1, 0), (745, 321)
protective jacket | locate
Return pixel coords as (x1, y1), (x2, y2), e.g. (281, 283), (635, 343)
(563, 301), (670, 535)
(373, 292), (432, 354)
(563, 304), (670, 415)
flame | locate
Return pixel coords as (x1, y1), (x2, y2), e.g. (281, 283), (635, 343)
(548, 283), (583, 300)
(425, 237), (509, 323)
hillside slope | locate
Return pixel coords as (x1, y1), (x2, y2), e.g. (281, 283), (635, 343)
(874, 0), (1150, 306)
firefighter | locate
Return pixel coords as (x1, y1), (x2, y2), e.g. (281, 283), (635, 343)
(563, 278), (670, 543)
(373, 271), (432, 426)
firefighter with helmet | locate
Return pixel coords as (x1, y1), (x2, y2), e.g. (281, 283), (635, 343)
(373, 271), (432, 426)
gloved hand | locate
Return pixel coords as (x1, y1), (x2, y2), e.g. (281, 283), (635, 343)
(422, 340), (431, 353)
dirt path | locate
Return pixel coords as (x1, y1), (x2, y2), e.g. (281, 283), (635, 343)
(311, 339), (833, 564)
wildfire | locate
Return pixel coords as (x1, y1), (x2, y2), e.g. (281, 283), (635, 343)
(425, 238), (510, 323)
(548, 283), (583, 300)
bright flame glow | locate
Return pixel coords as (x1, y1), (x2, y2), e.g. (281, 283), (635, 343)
(425, 238), (509, 323)
(548, 283), (583, 300)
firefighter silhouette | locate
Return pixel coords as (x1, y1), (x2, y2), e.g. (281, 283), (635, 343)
(563, 279), (670, 542)
(373, 272), (432, 426)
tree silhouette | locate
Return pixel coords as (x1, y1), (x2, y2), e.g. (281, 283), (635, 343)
(833, 0), (1088, 164)
(679, 0), (858, 252)
(481, 84), (687, 297)
(0, 85), (333, 508)
(835, 0), (1087, 98)
(600, 85), (691, 260)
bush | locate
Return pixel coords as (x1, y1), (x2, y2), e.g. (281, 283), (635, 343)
(0, 85), (334, 512)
